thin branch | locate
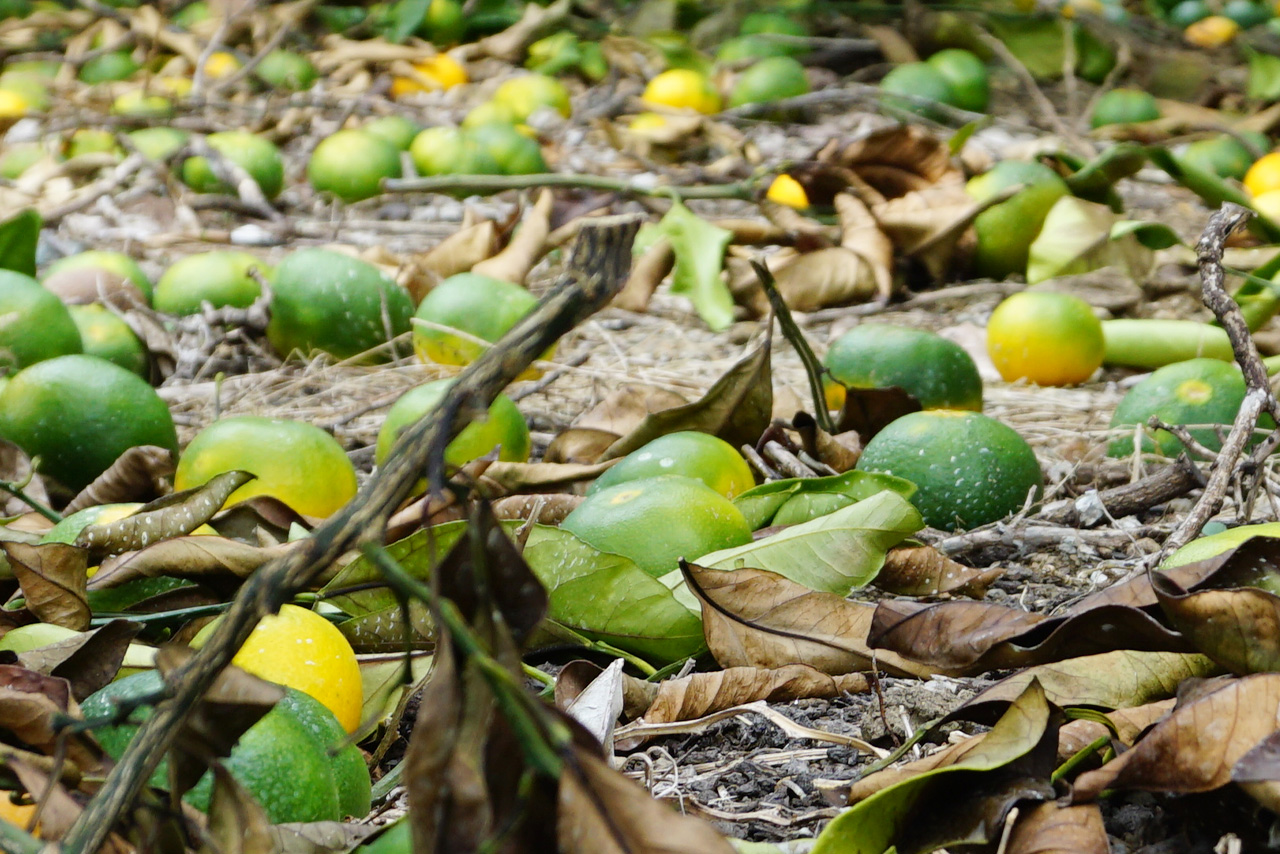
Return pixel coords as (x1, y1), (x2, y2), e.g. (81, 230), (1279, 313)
(58, 214), (644, 854)
(383, 172), (757, 201)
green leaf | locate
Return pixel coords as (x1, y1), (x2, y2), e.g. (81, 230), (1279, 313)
(733, 470), (916, 531)
(1061, 142), (1148, 207)
(1149, 147), (1280, 243)
(386, 0), (428, 43)
(1249, 50), (1280, 101)
(648, 200), (734, 331)
(0, 209), (40, 277)
(1111, 220), (1180, 250)
(811, 680), (1055, 854)
(661, 491), (922, 600)
(1026, 196), (1157, 284)
(522, 524), (706, 663)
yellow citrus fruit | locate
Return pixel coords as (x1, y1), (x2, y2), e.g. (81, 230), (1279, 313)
(986, 291), (1104, 386)
(0, 270), (83, 372)
(111, 90), (173, 119)
(1253, 188), (1280, 221)
(561, 475), (753, 577)
(1245, 151), (1280, 196)
(0, 355), (177, 492)
(492, 73), (571, 121)
(641, 68), (722, 114)
(375, 378), (530, 468)
(174, 415), (358, 517)
(267, 248), (414, 362)
(202, 51), (242, 79)
(1184, 14), (1240, 46)
(0, 794), (37, 836)
(627, 112), (669, 134)
(412, 272), (550, 378)
(766, 174), (808, 208)
(856, 410), (1042, 530)
(153, 76), (193, 98)
(389, 54), (468, 98)
(307, 129), (402, 202)
(824, 324), (983, 411)
(192, 604), (363, 734)
(588, 432), (755, 499)
(0, 88), (27, 117)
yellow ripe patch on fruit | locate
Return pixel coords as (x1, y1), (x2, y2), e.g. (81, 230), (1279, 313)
(641, 68), (722, 114)
(1184, 15), (1240, 47)
(0, 794), (38, 837)
(194, 604), (363, 734)
(1245, 151), (1280, 197)
(0, 89), (28, 118)
(1252, 188), (1280, 221)
(202, 51), (242, 79)
(154, 76), (193, 98)
(766, 174), (808, 208)
(389, 54), (468, 98)
(986, 291), (1104, 386)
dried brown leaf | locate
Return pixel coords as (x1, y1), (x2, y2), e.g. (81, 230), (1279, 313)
(63, 445), (175, 515)
(544, 429), (624, 465)
(601, 338), (771, 461)
(613, 237), (675, 313)
(0, 440), (48, 518)
(877, 545), (1002, 597)
(834, 125), (964, 191)
(471, 190), (553, 285)
(1056, 701), (1174, 761)
(555, 660), (657, 721)
(0, 665), (105, 775)
(491, 494), (582, 526)
(1153, 570), (1280, 674)
(792, 412), (861, 473)
(1006, 801), (1109, 854)
(640, 664), (868, 723)
(472, 0), (571, 62)
(3, 542), (90, 630)
(15, 619), (143, 701)
(88, 537), (298, 592)
(411, 221), (501, 301)
(834, 386), (920, 439)
(769, 246), (881, 312)
(687, 563), (939, 678)
(573, 385), (690, 437)
(481, 460), (615, 493)
(1073, 672), (1280, 801)
(203, 764), (275, 854)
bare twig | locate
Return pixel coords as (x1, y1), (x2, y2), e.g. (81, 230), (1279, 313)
(1160, 203), (1280, 558)
(384, 172), (757, 201)
(58, 215), (644, 854)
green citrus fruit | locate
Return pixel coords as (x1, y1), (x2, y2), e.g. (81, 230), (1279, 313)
(465, 122), (546, 175)
(82, 670), (344, 823)
(363, 115), (420, 151)
(42, 250), (153, 304)
(65, 129), (120, 160)
(986, 291), (1104, 386)
(153, 250), (266, 315)
(492, 73), (571, 121)
(1168, 0), (1212, 27)
(410, 126), (493, 176)
(823, 324), (983, 412)
(1223, 0), (1272, 28)
(0, 142), (42, 179)
(1090, 88), (1162, 128)
(126, 126), (189, 162)
(926, 48), (989, 112)
(267, 248), (413, 362)
(1178, 131), (1268, 181)
(879, 62), (954, 118)
(111, 90), (173, 119)
(1108, 358), (1257, 458)
(461, 99), (519, 129)
(307, 129), (402, 202)
(254, 49), (317, 90)
(0, 271), (82, 372)
(0, 71), (49, 111)
(412, 272), (546, 375)
(181, 131), (285, 199)
(419, 0), (465, 44)
(374, 378), (530, 467)
(356, 820), (409, 854)
(0, 354), (177, 491)
(560, 475), (753, 577)
(855, 410), (1043, 530)
(588, 432), (754, 498)
(728, 56), (809, 108)
(68, 303), (148, 377)
(275, 689), (370, 816)
(175, 415), (358, 517)
(966, 160), (1069, 280)
(78, 51), (138, 84)
(741, 11), (808, 37)
(190, 604), (364, 735)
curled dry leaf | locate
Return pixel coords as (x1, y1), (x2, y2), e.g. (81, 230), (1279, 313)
(76, 469), (256, 557)
(613, 236), (674, 313)
(14, 619), (143, 701)
(555, 660), (657, 721)
(833, 385), (921, 439)
(601, 337), (772, 461)
(792, 412), (861, 473)
(409, 220), (501, 302)
(572, 384), (689, 437)
(1056, 700), (1174, 762)
(472, 189), (554, 285)
(638, 663), (869, 725)
(472, 0), (572, 62)
(1152, 569), (1280, 675)
(481, 460), (615, 493)
(491, 493), (582, 526)
(684, 562), (939, 679)
(1005, 802), (1110, 854)
(0, 439), (49, 518)
(814, 680), (1058, 853)
(88, 537), (300, 592)
(3, 542), (90, 630)
(1073, 673), (1280, 802)
(63, 445), (175, 516)
(0, 664), (104, 774)
(876, 545), (1003, 598)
